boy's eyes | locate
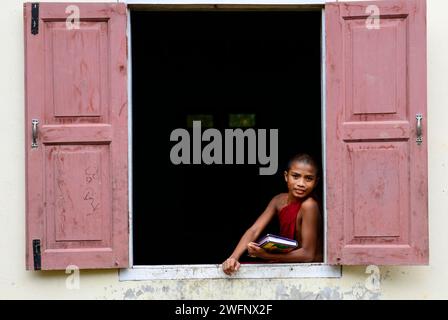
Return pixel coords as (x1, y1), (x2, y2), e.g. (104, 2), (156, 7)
(291, 174), (314, 181)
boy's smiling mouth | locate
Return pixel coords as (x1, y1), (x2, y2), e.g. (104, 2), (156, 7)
(293, 189), (306, 196)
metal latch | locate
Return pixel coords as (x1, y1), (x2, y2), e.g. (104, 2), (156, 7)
(31, 119), (39, 149)
(31, 3), (39, 35)
(416, 114), (423, 145)
(33, 239), (41, 270)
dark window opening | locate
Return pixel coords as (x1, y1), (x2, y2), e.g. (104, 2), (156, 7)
(131, 10), (322, 265)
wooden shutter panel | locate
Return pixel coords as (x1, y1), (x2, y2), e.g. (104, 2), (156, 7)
(326, 0), (428, 265)
(24, 3), (128, 270)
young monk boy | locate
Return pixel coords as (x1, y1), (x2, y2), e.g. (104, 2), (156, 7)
(222, 153), (323, 275)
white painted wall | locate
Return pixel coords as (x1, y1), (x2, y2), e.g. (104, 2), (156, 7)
(0, 0), (447, 299)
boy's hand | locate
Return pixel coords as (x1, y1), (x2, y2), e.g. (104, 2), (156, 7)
(247, 242), (268, 259)
(222, 257), (240, 276)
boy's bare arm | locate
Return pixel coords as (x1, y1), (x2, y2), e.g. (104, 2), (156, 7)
(222, 194), (283, 275)
(249, 199), (320, 263)
(227, 194), (281, 261)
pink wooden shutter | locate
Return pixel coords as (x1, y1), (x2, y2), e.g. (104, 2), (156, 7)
(326, 0), (428, 265)
(24, 3), (128, 270)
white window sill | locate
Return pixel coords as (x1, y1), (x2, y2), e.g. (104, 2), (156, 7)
(119, 263), (342, 281)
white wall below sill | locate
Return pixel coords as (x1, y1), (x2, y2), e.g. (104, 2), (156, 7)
(119, 264), (342, 281)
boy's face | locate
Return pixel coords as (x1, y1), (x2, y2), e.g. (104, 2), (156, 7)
(284, 161), (318, 199)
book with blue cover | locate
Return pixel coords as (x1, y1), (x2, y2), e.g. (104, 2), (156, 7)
(256, 234), (298, 253)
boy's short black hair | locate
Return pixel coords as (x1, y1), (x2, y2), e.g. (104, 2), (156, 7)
(286, 153), (320, 177)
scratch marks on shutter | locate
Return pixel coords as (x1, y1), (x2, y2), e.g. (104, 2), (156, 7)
(83, 166), (100, 212)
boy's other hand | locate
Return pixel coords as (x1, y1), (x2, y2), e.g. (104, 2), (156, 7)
(222, 257), (240, 276)
(247, 242), (267, 259)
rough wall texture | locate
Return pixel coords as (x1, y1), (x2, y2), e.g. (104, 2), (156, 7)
(0, 0), (446, 299)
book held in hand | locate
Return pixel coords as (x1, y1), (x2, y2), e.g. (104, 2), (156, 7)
(256, 234), (298, 253)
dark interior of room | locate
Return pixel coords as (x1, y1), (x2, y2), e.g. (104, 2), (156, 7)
(131, 10), (322, 265)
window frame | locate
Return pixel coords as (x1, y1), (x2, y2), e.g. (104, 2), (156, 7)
(120, 0), (341, 281)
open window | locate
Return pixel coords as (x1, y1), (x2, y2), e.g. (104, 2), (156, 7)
(24, 0), (428, 274)
(131, 10), (323, 266)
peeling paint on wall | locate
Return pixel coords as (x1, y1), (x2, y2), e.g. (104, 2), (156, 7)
(101, 279), (383, 300)
(275, 283), (380, 300)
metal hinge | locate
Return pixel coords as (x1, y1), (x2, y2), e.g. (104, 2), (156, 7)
(32, 239), (41, 270)
(31, 3), (39, 35)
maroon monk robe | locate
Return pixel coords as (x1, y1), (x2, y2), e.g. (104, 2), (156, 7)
(278, 201), (302, 241)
